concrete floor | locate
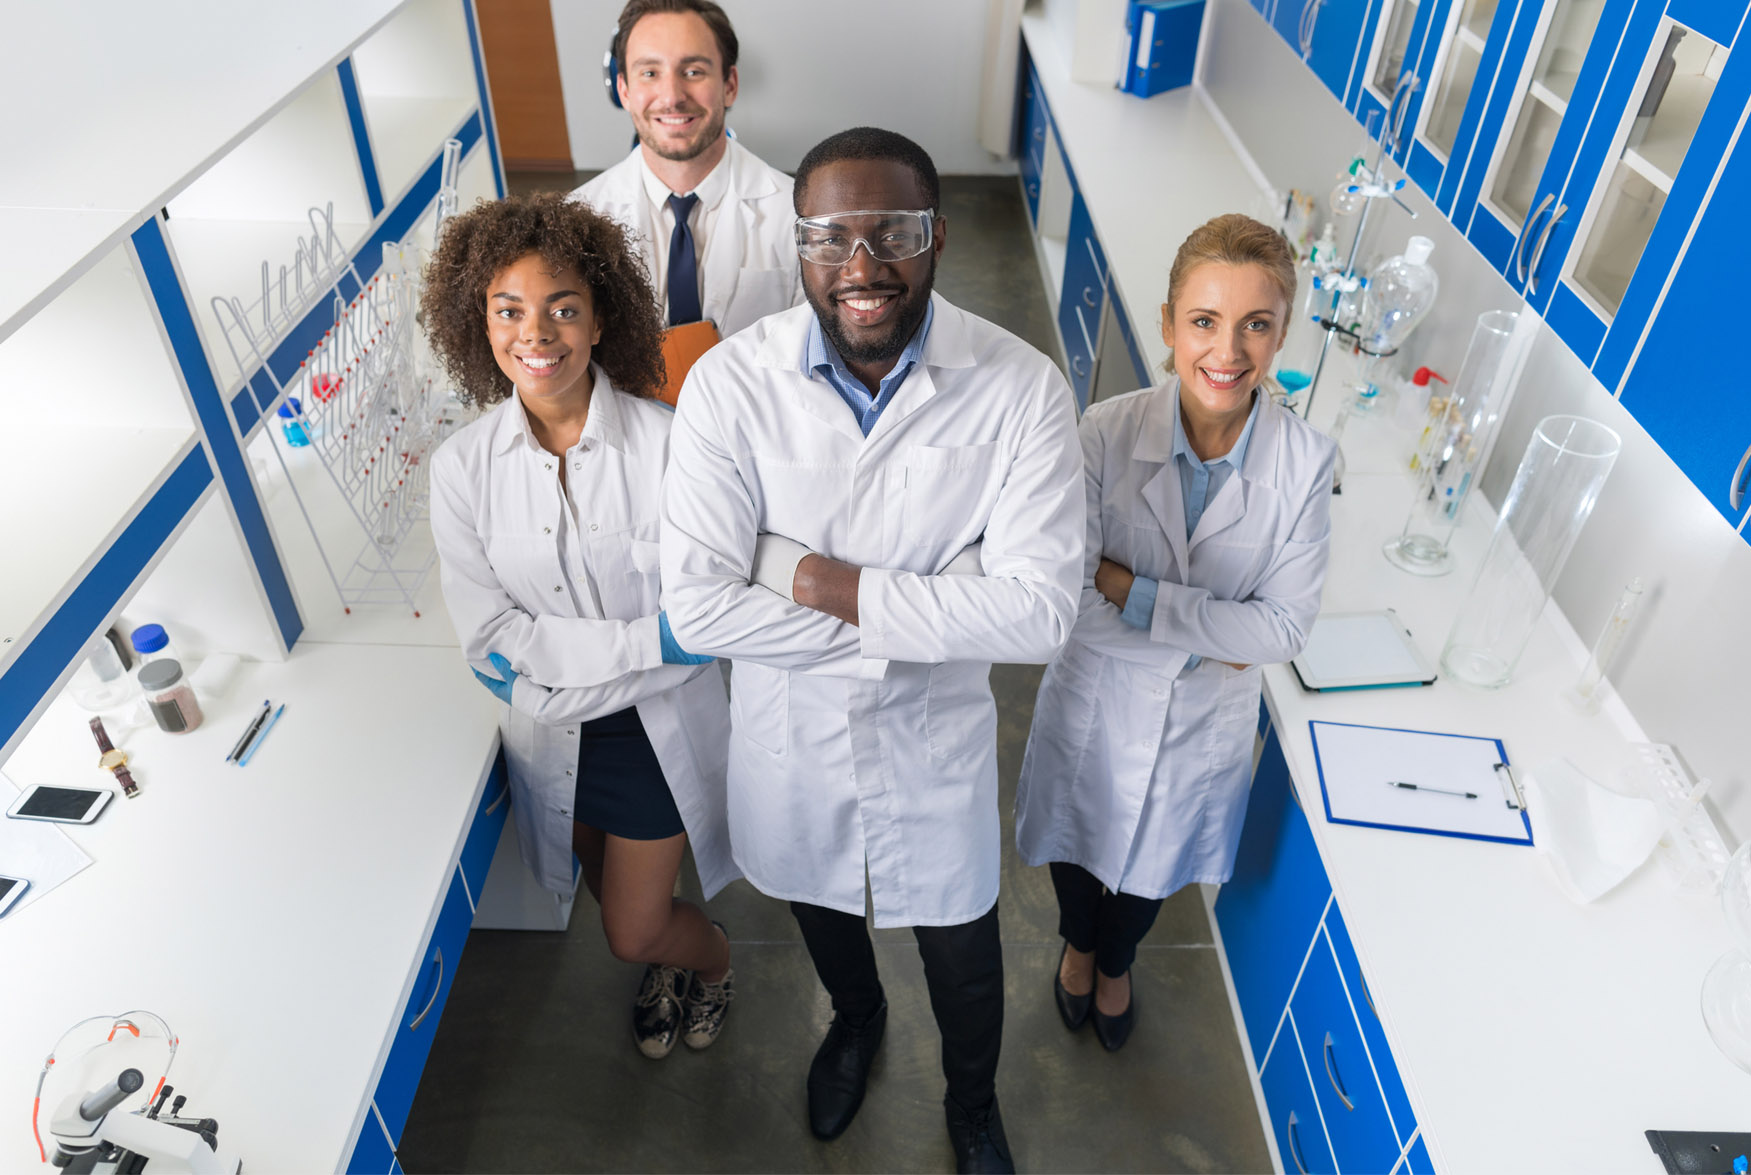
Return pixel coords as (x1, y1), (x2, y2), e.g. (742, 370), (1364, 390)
(397, 175), (1270, 1174)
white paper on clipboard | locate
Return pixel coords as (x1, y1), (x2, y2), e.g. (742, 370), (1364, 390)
(0, 773), (94, 917)
(1309, 721), (1533, 845)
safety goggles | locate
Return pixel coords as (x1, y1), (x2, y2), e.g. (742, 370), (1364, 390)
(794, 209), (936, 266)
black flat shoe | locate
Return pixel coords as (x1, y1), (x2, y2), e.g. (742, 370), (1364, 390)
(807, 999), (887, 1140)
(1092, 974), (1135, 1052)
(945, 1094), (1015, 1174)
(1053, 942), (1093, 1032)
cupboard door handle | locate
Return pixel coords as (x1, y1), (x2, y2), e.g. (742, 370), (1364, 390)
(1323, 1031), (1356, 1110)
(1360, 968), (1378, 1019)
(1526, 202), (1567, 297)
(1072, 355), (1089, 377)
(1387, 71), (1420, 151)
(408, 947), (444, 1030)
(1082, 285), (1100, 308)
(485, 782), (509, 816)
(1033, 124), (1044, 142)
(1515, 194), (1555, 285)
(1730, 440), (1751, 511)
(1027, 182), (1039, 198)
(1286, 1110), (1310, 1174)
(1300, 0), (1322, 57)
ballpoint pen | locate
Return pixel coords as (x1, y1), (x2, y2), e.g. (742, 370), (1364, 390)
(226, 701), (272, 763)
(237, 704), (285, 767)
(1387, 781), (1477, 799)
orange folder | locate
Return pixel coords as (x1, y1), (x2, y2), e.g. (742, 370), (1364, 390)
(658, 320), (721, 406)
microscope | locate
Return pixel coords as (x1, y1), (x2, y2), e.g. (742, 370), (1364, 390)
(46, 1067), (240, 1174)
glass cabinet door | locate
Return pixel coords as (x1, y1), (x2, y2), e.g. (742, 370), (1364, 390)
(1484, 0), (1608, 228)
(1372, 0), (1422, 97)
(1569, 24), (1730, 317)
(1423, 0), (1500, 155)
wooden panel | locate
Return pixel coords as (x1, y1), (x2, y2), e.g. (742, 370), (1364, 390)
(476, 0), (573, 170)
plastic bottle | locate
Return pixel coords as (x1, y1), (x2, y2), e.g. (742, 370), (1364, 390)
(1394, 366), (1448, 433)
(278, 397), (310, 447)
(1354, 237), (1439, 415)
(130, 623), (179, 669)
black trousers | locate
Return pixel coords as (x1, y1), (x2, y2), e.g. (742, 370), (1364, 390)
(1050, 861), (1165, 979)
(791, 900), (1004, 1112)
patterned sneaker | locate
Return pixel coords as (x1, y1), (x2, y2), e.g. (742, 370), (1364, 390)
(683, 967), (735, 1050)
(633, 963), (690, 1059)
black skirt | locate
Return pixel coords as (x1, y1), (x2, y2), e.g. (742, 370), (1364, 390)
(573, 706), (685, 840)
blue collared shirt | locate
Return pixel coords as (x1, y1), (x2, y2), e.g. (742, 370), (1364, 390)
(1119, 388), (1262, 673)
(804, 303), (934, 436)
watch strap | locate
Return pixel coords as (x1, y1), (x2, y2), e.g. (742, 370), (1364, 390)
(89, 717), (115, 754)
(114, 764), (139, 799)
(90, 717), (139, 797)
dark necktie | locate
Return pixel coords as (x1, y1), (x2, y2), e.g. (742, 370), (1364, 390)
(666, 192), (702, 325)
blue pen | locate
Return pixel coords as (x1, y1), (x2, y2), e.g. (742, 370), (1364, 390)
(226, 701), (271, 763)
(238, 704), (286, 766)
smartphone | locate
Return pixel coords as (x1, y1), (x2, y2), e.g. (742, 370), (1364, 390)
(0, 875), (28, 917)
(6, 785), (112, 824)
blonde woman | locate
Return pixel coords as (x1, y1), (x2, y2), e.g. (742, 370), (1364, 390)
(1015, 213), (1338, 1051)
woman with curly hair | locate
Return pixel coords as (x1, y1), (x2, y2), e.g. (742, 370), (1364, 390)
(426, 191), (738, 1059)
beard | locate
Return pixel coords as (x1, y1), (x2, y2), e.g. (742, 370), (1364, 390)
(807, 254), (937, 367)
(636, 104), (727, 162)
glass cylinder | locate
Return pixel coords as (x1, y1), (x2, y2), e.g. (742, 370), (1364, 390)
(1384, 310), (1520, 575)
(1440, 415), (1621, 688)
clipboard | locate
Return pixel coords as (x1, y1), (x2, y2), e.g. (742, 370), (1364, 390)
(658, 319), (721, 406)
(1308, 719), (1533, 846)
(1291, 609), (1437, 691)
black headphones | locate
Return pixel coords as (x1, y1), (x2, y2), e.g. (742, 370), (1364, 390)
(603, 25), (623, 108)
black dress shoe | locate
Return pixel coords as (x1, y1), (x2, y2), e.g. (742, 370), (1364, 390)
(1053, 942), (1093, 1032)
(945, 1094), (1015, 1174)
(807, 1000), (887, 1140)
(1092, 974), (1135, 1052)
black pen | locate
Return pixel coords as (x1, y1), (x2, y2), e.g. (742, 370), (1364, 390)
(227, 701), (271, 763)
(1387, 781), (1477, 799)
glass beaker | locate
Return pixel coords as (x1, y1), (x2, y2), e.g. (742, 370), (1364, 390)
(1440, 414), (1620, 688)
(1384, 310), (1520, 575)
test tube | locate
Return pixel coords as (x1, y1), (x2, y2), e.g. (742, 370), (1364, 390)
(1564, 578), (1644, 713)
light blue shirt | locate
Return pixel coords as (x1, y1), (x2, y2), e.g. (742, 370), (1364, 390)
(804, 303), (934, 436)
(1119, 388), (1262, 674)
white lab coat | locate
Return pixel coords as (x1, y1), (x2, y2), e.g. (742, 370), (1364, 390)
(574, 140), (803, 338)
(660, 295), (1084, 927)
(1014, 381), (1336, 899)
(429, 372), (737, 897)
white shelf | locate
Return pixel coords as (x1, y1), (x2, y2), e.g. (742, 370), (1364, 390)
(0, 209), (137, 345)
(1624, 70), (1715, 189)
(353, 0), (481, 203)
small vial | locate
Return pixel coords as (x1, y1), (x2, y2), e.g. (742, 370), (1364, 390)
(278, 397), (310, 447)
(1564, 578), (1644, 714)
(138, 659), (203, 733)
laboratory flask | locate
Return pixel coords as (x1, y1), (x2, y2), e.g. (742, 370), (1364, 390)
(1703, 839), (1751, 1074)
(1439, 415), (1620, 688)
(1352, 237), (1438, 415)
(1385, 310), (1520, 574)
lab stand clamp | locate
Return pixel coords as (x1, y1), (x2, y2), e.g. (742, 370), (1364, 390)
(212, 141), (472, 617)
(46, 1067), (239, 1174)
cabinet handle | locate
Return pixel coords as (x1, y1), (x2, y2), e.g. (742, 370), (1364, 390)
(1387, 71), (1420, 152)
(1730, 440), (1751, 511)
(485, 781), (509, 816)
(1071, 355), (1089, 377)
(1360, 968), (1378, 1019)
(1082, 285), (1099, 309)
(1027, 182), (1039, 198)
(1286, 1110), (1310, 1174)
(1525, 202), (1567, 297)
(1515, 194), (1554, 286)
(1299, 0), (1321, 57)
(1322, 1031), (1356, 1110)
(1033, 124), (1045, 142)
(408, 947), (444, 1030)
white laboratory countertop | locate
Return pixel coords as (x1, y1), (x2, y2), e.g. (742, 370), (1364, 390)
(0, 0), (404, 340)
(0, 641), (500, 1172)
(1021, 16), (1748, 1169)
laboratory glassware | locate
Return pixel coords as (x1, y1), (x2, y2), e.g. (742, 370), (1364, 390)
(1384, 310), (1520, 574)
(1352, 236), (1439, 414)
(1440, 414), (1620, 687)
(1703, 839), (1751, 1075)
(67, 633), (137, 714)
(138, 659), (203, 733)
(1562, 577), (1643, 713)
(278, 396), (311, 447)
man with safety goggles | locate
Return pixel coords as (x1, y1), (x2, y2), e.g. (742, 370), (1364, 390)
(661, 127), (1084, 1174)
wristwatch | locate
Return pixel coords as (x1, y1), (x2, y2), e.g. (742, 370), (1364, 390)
(89, 718), (139, 799)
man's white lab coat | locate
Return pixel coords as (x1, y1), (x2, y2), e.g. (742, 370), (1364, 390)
(659, 295), (1084, 927)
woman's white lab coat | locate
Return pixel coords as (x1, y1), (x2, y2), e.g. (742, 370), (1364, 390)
(429, 373), (737, 897)
(660, 296), (1084, 927)
(1014, 381), (1336, 899)
(575, 139), (802, 338)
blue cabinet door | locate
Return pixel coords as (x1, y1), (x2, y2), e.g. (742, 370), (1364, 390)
(1354, 0), (1461, 166)
(1307, 0), (1388, 105)
(1214, 727), (1333, 1062)
(1260, 1017), (1339, 1173)
(1018, 62), (1050, 224)
(1616, 110), (1751, 525)
(458, 750), (511, 903)
(1274, 0), (1314, 55)
(1401, 0), (1517, 209)
(345, 1109), (395, 1175)
(1324, 903), (1419, 1149)
(1294, 926), (1407, 1174)
(372, 867), (474, 1144)
(1402, 1131), (1435, 1173)
(1059, 194), (1107, 408)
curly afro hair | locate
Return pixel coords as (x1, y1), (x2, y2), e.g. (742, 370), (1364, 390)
(423, 191), (667, 406)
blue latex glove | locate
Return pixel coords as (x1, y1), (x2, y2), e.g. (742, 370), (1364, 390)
(472, 652), (518, 704)
(658, 612), (714, 665)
